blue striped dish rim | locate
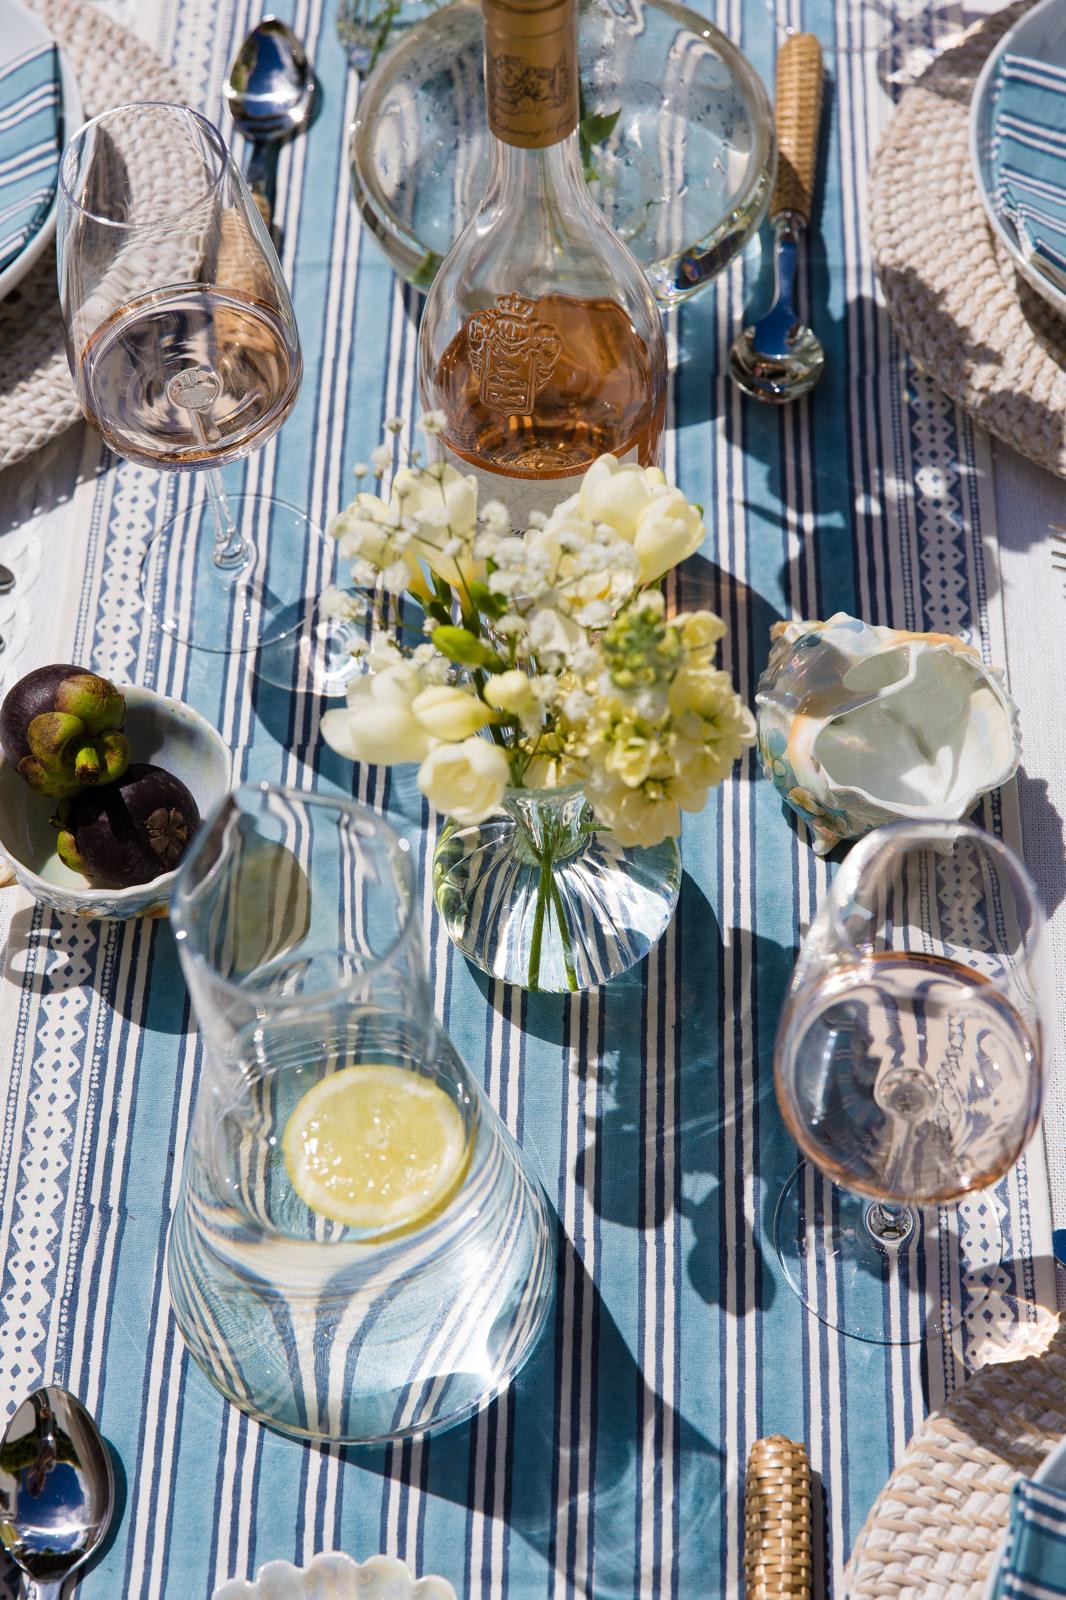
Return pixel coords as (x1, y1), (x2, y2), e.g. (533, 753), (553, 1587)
(969, 0), (1066, 324)
(0, 0), (82, 302)
(981, 1432), (1066, 1600)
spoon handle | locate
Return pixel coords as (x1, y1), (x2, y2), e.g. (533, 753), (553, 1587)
(24, 1580), (66, 1600)
(244, 139), (276, 229)
(770, 33), (824, 224)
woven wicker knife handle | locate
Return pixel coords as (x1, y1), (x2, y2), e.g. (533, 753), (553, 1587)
(744, 1435), (813, 1599)
(770, 33), (824, 223)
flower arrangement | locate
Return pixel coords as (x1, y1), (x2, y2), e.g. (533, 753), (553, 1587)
(321, 415), (755, 849)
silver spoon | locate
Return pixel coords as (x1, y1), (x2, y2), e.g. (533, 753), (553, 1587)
(225, 16), (317, 229)
(729, 34), (826, 404)
(0, 1386), (115, 1600)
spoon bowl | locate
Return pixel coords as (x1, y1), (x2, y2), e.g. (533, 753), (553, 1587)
(0, 1385), (115, 1598)
(224, 17), (317, 228)
(225, 17), (316, 142)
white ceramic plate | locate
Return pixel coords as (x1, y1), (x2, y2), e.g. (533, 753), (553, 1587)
(970, 0), (1066, 323)
(981, 1432), (1066, 1600)
(212, 1551), (459, 1600)
(0, 0), (82, 303)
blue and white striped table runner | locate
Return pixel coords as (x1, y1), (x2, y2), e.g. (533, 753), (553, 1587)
(0, 0), (1058, 1596)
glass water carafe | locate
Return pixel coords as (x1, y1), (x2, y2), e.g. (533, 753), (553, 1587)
(167, 784), (555, 1444)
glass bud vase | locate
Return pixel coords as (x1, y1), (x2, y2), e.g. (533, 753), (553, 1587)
(433, 784), (682, 993)
(167, 783), (555, 1444)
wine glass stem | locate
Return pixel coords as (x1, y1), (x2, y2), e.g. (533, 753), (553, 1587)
(204, 468), (252, 574)
(863, 1199), (916, 1251)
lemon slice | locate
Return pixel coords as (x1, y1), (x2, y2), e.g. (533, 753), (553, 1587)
(282, 1062), (469, 1232)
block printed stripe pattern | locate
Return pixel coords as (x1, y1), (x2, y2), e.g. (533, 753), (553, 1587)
(0, 0), (1057, 1596)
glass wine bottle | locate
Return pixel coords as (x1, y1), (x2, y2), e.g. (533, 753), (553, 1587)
(417, 0), (668, 520)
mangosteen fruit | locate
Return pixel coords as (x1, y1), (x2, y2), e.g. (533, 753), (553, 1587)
(1, 664), (131, 797)
(56, 763), (200, 888)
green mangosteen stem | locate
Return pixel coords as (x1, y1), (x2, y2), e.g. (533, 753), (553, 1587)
(98, 732), (131, 784)
(56, 829), (89, 878)
(75, 746), (101, 784)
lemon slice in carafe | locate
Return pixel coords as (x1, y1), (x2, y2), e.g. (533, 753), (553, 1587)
(282, 1062), (470, 1233)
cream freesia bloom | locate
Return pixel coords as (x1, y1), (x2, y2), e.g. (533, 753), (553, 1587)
(417, 738), (510, 823)
(329, 493), (433, 603)
(484, 670), (537, 718)
(567, 454), (668, 541)
(410, 684), (498, 742)
(632, 490), (705, 583)
(320, 663), (431, 765)
(392, 463), (483, 588)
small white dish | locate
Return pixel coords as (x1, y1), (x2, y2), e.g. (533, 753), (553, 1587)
(0, 684), (230, 919)
(0, 0), (83, 303)
(212, 1551), (459, 1600)
(970, 0), (1066, 323)
(980, 1432), (1066, 1600)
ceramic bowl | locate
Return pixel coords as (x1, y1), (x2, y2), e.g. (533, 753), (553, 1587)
(970, 0), (1066, 323)
(0, 684), (231, 919)
(212, 1552), (458, 1600)
(349, 0), (773, 304)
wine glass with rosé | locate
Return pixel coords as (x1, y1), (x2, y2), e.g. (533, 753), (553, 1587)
(57, 101), (336, 664)
(773, 819), (1048, 1346)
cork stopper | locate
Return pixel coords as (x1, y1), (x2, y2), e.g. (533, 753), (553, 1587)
(482, 0), (579, 149)
(770, 34), (824, 223)
(744, 1435), (813, 1600)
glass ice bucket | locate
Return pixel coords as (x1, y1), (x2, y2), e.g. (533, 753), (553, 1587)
(167, 783), (555, 1444)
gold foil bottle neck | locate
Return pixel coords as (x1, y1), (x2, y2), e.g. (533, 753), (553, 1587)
(482, 0), (579, 149)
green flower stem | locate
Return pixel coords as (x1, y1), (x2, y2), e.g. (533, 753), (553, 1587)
(527, 840), (553, 991)
(549, 874), (578, 992)
(525, 811), (577, 993)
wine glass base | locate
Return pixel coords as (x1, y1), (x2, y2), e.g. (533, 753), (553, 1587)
(253, 600), (370, 695)
(141, 491), (336, 659)
(774, 1164), (1004, 1345)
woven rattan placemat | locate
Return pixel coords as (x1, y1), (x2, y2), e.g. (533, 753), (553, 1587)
(0, 0), (186, 473)
(869, 3), (1066, 479)
(844, 1319), (1066, 1599)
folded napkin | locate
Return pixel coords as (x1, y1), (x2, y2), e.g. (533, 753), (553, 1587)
(0, 41), (61, 276)
(991, 1474), (1066, 1599)
(992, 52), (1066, 296)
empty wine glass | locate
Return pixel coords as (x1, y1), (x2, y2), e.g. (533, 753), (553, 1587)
(57, 102), (339, 664)
(773, 820), (1048, 1345)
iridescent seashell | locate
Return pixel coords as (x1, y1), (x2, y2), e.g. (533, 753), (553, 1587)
(755, 613), (1022, 854)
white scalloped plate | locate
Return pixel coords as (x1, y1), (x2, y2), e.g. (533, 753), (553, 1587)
(212, 1552), (459, 1600)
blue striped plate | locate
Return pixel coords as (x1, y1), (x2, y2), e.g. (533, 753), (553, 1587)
(970, 0), (1066, 324)
(983, 1435), (1066, 1600)
(0, 0), (81, 302)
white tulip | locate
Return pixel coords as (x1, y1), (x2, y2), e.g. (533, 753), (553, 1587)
(417, 738), (510, 823)
(411, 684), (498, 742)
(632, 491), (705, 583)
